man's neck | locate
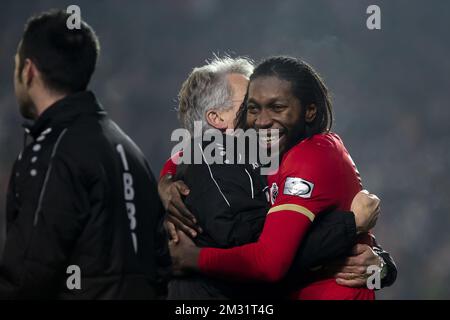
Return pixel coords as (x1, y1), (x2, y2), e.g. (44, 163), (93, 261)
(33, 92), (67, 119)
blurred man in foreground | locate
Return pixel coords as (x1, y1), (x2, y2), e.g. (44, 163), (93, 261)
(0, 10), (167, 299)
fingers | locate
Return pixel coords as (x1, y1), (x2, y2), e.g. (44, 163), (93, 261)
(362, 189), (380, 203)
(352, 189), (382, 233)
(158, 176), (194, 218)
(335, 272), (367, 280)
(177, 230), (194, 245)
(166, 193), (202, 235)
(165, 220), (179, 243)
(158, 174), (175, 208)
(335, 271), (368, 288)
(370, 206), (381, 229)
(334, 255), (364, 269)
(336, 277), (367, 288)
(171, 197), (198, 226)
(346, 245), (379, 267)
(365, 208), (380, 231)
(160, 178), (202, 238)
(367, 190), (380, 200)
(168, 238), (177, 248)
(341, 255), (361, 267)
(367, 194), (381, 216)
(166, 202), (202, 237)
(175, 180), (190, 196)
(334, 265), (368, 275)
(351, 243), (370, 256)
(171, 183), (197, 225)
(170, 205), (202, 234)
(352, 190), (380, 210)
(167, 214), (199, 238)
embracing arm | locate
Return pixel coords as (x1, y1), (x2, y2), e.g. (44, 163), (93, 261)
(199, 209), (313, 282)
(170, 139), (380, 283)
(289, 210), (357, 273)
(158, 151), (201, 239)
(288, 189), (382, 273)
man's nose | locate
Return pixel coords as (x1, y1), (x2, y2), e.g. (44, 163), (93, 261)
(255, 108), (273, 129)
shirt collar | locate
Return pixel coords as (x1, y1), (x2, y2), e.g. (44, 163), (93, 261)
(23, 91), (106, 138)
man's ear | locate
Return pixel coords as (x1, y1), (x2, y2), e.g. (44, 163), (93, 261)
(22, 58), (35, 87)
(206, 109), (226, 129)
(305, 103), (317, 124)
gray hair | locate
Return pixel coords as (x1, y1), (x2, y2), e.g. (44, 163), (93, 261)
(177, 56), (254, 134)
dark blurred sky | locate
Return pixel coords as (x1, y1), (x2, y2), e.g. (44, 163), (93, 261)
(1, 0), (449, 299)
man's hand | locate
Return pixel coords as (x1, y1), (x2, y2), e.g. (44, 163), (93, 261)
(329, 244), (382, 288)
(351, 190), (381, 234)
(169, 231), (201, 276)
(164, 220), (178, 242)
(158, 174), (202, 240)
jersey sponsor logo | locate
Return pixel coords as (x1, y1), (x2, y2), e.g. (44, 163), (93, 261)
(270, 182), (279, 205)
(283, 177), (314, 198)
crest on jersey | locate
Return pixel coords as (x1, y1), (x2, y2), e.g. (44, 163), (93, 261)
(283, 177), (314, 198)
(270, 182), (279, 205)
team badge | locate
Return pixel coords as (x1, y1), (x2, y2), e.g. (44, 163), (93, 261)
(270, 182), (279, 205)
(283, 177), (314, 198)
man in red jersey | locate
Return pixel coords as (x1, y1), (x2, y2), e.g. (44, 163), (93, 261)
(264, 132), (372, 299)
(169, 56), (381, 299)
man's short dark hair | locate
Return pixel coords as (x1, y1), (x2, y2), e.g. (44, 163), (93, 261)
(18, 9), (100, 94)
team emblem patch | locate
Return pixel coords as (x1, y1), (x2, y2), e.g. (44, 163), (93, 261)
(270, 182), (279, 205)
(283, 177), (314, 198)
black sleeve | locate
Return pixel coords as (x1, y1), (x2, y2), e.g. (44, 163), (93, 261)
(288, 212), (398, 289)
(0, 155), (89, 299)
(153, 211), (171, 299)
(288, 210), (357, 275)
(373, 240), (398, 288)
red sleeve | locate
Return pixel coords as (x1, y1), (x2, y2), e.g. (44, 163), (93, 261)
(199, 135), (344, 282)
(159, 151), (182, 179)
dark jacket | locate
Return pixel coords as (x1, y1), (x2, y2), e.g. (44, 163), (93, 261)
(0, 91), (167, 299)
(178, 136), (268, 249)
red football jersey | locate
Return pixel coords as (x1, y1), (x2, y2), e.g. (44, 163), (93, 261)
(267, 133), (373, 300)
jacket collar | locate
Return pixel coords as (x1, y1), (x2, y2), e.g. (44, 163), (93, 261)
(23, 91), (106, 138)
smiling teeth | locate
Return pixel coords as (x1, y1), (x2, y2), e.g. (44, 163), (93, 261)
(260, 136), (280, 143)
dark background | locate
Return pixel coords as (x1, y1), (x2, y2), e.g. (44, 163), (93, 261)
(1, 0), (449, 299)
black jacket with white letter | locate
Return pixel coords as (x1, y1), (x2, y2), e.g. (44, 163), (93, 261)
(0, 91), (168, 299)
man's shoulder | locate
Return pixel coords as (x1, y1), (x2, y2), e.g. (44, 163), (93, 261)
(285, 133), (344, 160)
(58, 115), (127, 149)
(279, 133), (347, 179)
(55, 121), (102, 157)
(54, 117), (123, 162)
